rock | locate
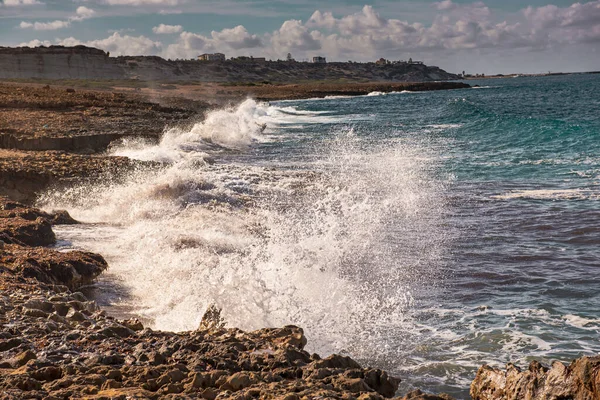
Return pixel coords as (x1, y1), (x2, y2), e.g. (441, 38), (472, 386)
(312, 354), (362, 370)
(23, 299), (54, 312)
(0, 338), (23, 351)
(399, 389), (455, 400)
(66, 309), (87, 322)
(12, 349), (37, 367)
(2, 374), (42, 391)
(122, 318), (144, 331)
(364, 369), (401, 397)
(51, 210), (79, 225)
(23, 307), (49, 318)
(470, 357), (600, 400)
(334, 376), (373, 393)
(30, 366), (63, 382)
(220, 372), (256, 391)
(100, 323), (136, 338)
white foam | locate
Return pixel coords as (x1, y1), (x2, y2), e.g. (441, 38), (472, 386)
(40, 101), (448, 360)
(564, 314), (600, 329)
(492, 189), (599, 200)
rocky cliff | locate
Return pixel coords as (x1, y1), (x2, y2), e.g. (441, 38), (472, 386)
(0, 46), (123, 80)
(0, 45), (461, 82)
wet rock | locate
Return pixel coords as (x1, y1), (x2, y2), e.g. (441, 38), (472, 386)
(122, 318), (144, 331)
(399, 389), (455, 400)
(312, 354), (363, 370)
(51, 210), (79, 225)
(334, 376), (373, 393)
(364, 369), (401, 397)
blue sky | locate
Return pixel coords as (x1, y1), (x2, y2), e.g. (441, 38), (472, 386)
(1, 0), (599, 74)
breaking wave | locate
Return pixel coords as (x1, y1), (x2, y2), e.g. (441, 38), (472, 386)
(40, 98), (447, 366)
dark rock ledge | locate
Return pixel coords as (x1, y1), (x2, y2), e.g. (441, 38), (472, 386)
(0, 197), (456, 400)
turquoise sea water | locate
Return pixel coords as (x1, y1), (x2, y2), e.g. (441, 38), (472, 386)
(48, 74), (600, 398)
(257, 74), (600, 396)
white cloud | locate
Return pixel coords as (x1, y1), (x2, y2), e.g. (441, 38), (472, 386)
(163, 26), (263, 59)
(105, 0), (182, 5)
(435, 0), (456, 11)
(211, 25), (262, 49)
(3, 0), (42, 6)
(20, 39), (52, 47)
(153, 24), (183, 34)
(19, 5), (95, 31)
(17, 2), (600, 68)
(56, 32), (162, 56)
(20, 20), (71, 30)
(75, 6), (95, 19)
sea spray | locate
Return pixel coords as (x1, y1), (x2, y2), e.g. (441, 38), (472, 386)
(40, 98), (448, 365)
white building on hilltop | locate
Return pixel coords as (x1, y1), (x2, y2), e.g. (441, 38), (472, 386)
(198, 53), (225, 61)
(312, 56), (326, 64)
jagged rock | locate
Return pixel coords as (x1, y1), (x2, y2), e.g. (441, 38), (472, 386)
(398, 389), (455, 400)
(470, 357), (600, 400)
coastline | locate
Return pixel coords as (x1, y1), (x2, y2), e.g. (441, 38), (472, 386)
(1, 80), (597, 399)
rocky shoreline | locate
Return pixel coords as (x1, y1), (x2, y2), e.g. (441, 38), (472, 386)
(1, 81), (598, 399)
(0, 197), (435, 399)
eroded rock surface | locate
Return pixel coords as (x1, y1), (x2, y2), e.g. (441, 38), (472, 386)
(0, 197), (407, 399)
(470, 357), (600, 400)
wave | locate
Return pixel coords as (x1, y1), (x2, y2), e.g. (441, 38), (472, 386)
(492, 189), (599, 201)
(40, 99), (448, 361)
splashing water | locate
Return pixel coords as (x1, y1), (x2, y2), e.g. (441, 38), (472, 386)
(40, 98), (447, 369)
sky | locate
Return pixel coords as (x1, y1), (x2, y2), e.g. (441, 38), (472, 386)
(1, 0), (599, 74)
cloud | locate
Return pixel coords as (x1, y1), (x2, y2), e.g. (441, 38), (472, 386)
(105, 0), (182, 5)
(74, 6), (95, 20)
(19, 5), (95, 31)
(435, 0), (456, 11)
(162, 25), (263, 59)
(20, 39), (52, 47)
(211, 25), (262, 49)
(20, 20), (71, 30)
(3, 0), (42, 6)
(57, 32), (162, 56)
(153, 24), (183, 34)
(18, 1), (600, 65)
(523, 1), (600, 45)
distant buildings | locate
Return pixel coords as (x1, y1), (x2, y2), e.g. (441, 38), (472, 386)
(231, 56), (266, 62)
(312, 56), (326, 64)
(198, 53), (225, 61)
(374, 57), (424, 65)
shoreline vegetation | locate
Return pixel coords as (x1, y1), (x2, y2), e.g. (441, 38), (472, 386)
(1, 80), (598, 399)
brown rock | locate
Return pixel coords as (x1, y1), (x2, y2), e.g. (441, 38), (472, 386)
(220, 372), (257, 391)
(470, 356), (600, 400)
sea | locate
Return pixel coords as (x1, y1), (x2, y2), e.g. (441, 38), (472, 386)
(41, 73), (600, 398)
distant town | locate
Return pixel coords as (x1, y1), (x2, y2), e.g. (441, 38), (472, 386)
(197, 52), (425, 66)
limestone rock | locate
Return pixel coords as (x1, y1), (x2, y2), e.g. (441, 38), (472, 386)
(470, 357), (600, 400)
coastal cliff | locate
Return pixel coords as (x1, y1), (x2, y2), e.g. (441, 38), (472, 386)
(0, 46), (123, 80)
(0, 45), (461, 83)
